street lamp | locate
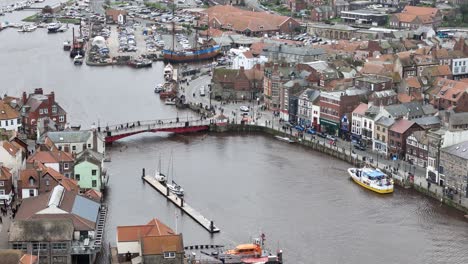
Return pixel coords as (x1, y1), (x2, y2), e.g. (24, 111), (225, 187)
(208, 84), (212, 109)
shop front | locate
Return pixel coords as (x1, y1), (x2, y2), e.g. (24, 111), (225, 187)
(320, 118), (339, 136)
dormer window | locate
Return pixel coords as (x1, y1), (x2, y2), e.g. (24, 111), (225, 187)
(52, 105), (57, 114)
(29, 177), (35, 186)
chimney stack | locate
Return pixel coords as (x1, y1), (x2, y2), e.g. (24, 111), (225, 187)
(34, 88), (43, 95)
(48, 92), (55, 103)
(22, 92), (27, 104)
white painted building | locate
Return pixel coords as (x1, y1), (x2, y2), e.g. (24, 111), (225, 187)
(39, 130), (106, 155)
(297, 89), (320, 127)
(351, 103), (368, 139)
(0, 100), (21, 132)
(452, 57), (468, 79)
(232, 50), (268, 70)
(0, 141), (25, 184)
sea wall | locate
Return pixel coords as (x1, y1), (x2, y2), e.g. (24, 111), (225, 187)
(209, 123), (468, 213)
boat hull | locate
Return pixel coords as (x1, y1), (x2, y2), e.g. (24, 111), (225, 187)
(163, 45), (220, 63)
(348, 168), (393, 194)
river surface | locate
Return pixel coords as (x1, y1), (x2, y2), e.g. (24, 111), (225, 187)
(2, 6), (468, 264)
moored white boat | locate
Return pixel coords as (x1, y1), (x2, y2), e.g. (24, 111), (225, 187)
(154, 83), (164, 93)
(167, 181), (184, 196)
(348, 167), (394, 194)
(164, 99), (176, 105)
(47, 22), (61, 33)
(73, 55), (83, 65)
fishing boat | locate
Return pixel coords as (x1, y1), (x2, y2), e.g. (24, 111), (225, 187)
(347, 167), (394, 194)
(47, 22), (61, 33)
(274, 135), (295, 143)
(164, 63), (173, 81)
(70, 28), (85, 58)
(18, 24), (37, 32)
(128, 58), (152, 68)
(73, 55), (84, 65)
(221, 235), (283, 264)
(165, 99), (176, 105)
(63, 41), (71, 51)
(154, 83), (164, 93)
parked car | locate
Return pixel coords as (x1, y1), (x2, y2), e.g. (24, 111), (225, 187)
(326, 135), (337, 141)
(294, 125), (305, 132)
(240, 105), (249, 112)
(306, 128), (316, 135)
(353, 143), (366, 151)
(318, 132), (327, 138)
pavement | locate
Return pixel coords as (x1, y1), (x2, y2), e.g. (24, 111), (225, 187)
(0, 210), (12, 249)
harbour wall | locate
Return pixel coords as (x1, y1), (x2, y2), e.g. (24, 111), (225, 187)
(209, 123), (468, 214)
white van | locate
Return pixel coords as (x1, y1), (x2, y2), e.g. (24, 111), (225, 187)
(199, 86), (205, 96)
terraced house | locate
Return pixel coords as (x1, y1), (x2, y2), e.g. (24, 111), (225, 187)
(18, 88), (67, 137)
(389, 6), (442, 30)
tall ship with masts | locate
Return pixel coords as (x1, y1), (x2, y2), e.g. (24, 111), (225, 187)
(163, 6), (220, 63)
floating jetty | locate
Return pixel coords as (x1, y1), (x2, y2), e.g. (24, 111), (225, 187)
(142, 173), (220, 233)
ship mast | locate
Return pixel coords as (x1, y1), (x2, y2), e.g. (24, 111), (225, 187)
(171, 0), (175, 58)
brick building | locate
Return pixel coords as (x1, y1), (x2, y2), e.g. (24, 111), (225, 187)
(310, 6), (334, 22)
(354, 75), (393, 94)
(406, 130), (428, 168)
(388, 119), (423, 159)
(0, 165), (13, 205)
(205, 5), (300, 36)
(116, 218), (184, 264)
(368, 90), (398, 106)
(428, 78), (468, 113)
(212, 66), (263, 100)
(19, 89), (67, 138)
(319, 88), (366, 136)
(389, 6), (442, 30)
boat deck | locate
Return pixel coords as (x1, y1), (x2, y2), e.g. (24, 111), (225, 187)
(143, 175), (220, 233)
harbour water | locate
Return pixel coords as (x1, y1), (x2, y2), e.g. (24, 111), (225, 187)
(2, 6), (468, 264)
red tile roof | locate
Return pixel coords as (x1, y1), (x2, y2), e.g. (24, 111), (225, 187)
(0, 166), (12, 181)
(352, 103), (368, 115)
(205, 5), (295, 33)
(117, 218), (175, 242)
(402, 6), (439, 16)
(406, 77), (421, 89)
(27, 149), (74, 164)
(390, 119), (416, 134)
(3, 141), (19, 156)
(20, 254), (38, 264)
(0, 100), (20, 120)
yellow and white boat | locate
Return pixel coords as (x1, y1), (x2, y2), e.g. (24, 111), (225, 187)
(348, 167), (393, 194)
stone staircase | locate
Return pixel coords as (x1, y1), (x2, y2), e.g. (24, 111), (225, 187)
(94, 204), (107, 249)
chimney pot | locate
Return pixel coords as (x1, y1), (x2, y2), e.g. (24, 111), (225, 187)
(34, 88), (43, 95)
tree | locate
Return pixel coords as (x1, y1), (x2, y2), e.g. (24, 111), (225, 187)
(460, 4), (468, 23)
(42, 5), (53, 14)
